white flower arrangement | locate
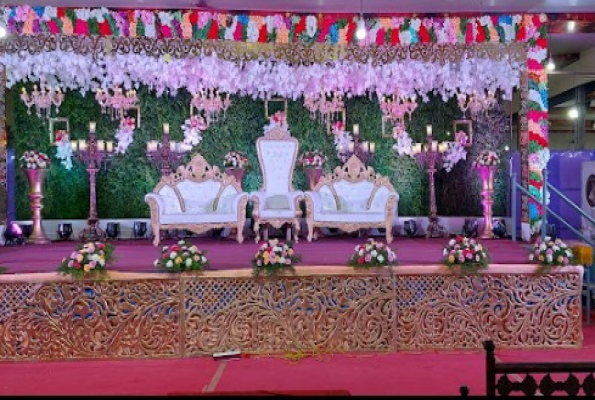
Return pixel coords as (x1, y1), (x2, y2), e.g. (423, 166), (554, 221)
(348, 238), (397, 268)
(223, 151), (249, 169)
(182, 115), (207, 147)
(442, 236), (489, 275)
(529, 236), (573, 272)
(252, 238), (301, 277)
(299, 150), (326, 168)
(154, 240), (209, 273)
(115, 117), (136, 154)
(392, 127), (412, 156)
(332, 121), (353, 162)
(20, 150), (51, 169)
(474, 150), (500, 167)
(263, 111), (289, 135)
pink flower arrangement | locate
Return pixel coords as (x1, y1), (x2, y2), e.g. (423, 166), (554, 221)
(442, 236), (489, 275)
(58, 241), (114, 278)
(299, 150), (326, 168)
(529, 236), (573, 273)
(20, 150), (51, 169)
(348, 238), (397, 269)
(223, 151), (249, 169)
(270, 111), (286, 125)
(332, 121), (345, 134)
(252, 238), (301, 277)
(155, 240), (209, 272)
(473, 150), (500, 167)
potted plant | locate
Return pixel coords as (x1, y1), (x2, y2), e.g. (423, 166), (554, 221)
(299, 150), (326, 190)
(348, 238), (397, 269)
(223, 151), (249, 189)
(442, 235), (489, 276)
(58, 241), (114, 279)
(529, 236), (573, 274)
(20, 150), (52, 244)
(252, 238), (301, 277)
(154, 240), (209, 273)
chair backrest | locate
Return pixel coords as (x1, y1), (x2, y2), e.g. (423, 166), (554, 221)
(314, 155), (396, 210)
(256, 126), (299, 195)
(152, 154), (240, 212)
(467, 340), (595, 396)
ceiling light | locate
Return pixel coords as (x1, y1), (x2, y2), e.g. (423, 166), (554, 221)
(567, 21), (576, 32)
(568, 107), (579, 119)
(546, 56), (555, 71)
(356, 19), (366, 40)
(504, 145), (510, 151)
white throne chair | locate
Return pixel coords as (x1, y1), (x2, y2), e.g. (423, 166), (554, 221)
(251, 126), (303, 243)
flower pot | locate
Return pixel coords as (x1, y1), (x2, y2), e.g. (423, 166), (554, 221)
(23, 168), (50, 244)
(476, 165), (498, 239)
(225, 167), (245, 190)
(304, 167), (323, 190)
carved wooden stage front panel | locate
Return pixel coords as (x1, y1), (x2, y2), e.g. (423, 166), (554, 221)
(182, 275), (395, 356)
(0, 279), (182, 360)
(0, 268), (583, 361)
(396, 273), (583, 350)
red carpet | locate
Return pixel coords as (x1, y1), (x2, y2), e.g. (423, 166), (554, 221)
(0, 324), (593, 396)
(0, 237), (532, 274)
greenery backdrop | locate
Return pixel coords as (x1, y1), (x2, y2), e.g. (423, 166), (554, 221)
(9, 86), (508, 220)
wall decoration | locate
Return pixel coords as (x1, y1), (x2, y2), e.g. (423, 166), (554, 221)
(48, 117), (69, 144)
(264, 98), (288, 119)
(453, 120), (473, 147)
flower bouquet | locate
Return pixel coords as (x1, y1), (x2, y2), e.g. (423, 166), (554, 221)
(348, 238), (397, 269)
(20, 150), (51, 169)
(529, 236), (573, 274)
(182, 115), (207, 146)
(473, 150), (500, 167)
(264, 110), (289, 134)
(154, 240), (209, 272)
(55, 130), (73, 170)
(252, 239), (301, 277)
(115, 117), (136, 154)
(299, 150), (326, 169)
(442, 236), (489, 275)
(58, 241), (114, 278)
(223, 151), (249, 169)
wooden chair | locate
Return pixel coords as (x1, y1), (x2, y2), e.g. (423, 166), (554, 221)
(460, 340), (595, 396)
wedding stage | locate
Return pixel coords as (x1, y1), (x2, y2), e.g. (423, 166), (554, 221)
(0, 237), (584, 361)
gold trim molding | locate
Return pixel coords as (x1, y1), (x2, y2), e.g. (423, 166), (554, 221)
(0, 35), (528, 65)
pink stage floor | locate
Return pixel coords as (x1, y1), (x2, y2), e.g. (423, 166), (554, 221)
(0, 236), (531, 274)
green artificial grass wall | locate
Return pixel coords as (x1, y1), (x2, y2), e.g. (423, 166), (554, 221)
(10, 85), (507, 220)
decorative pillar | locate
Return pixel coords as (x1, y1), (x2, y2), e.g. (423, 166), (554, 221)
(0, 66), (6, 226)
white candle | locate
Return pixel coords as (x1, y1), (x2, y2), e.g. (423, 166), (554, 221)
(438, 142), (448, 154)
(431, 140), (438, 152)
(370, 142), (376, 153)
(163, 123), (170, 134)
(426, 124), (433, 136)
(171, 141), (177, 152)
(78, 139), (87, 151)
(89, 122), (96, 133)
(348, 142), (355, 153)
(106, 141), (114, 153)
(70, 140), (78, 152)
(352, 124), (359, 135)
(147, 141), (158, 152)
(362, 141), (369, 152)
(97, 140), (106, 152)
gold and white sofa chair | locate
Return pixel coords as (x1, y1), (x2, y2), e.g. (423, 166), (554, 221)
(250, 126), (303, 243)
(304, 155), (399, 243)
(145, 154), (249, 246)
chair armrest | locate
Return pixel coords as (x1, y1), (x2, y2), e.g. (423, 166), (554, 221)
(250, 192), (268, 214)
(285, 191), (304, 212)
(228, 192), (249, 214)
(369, 191), (399, 213)
(145, 193), (165, 216)
(304, 191), (323, 214)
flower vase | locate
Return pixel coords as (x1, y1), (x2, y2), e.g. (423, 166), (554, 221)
(476, 165), (498, 239)
(23, 168), (50, 244)
(304, 167), (323, 190)
(225, 167), (245, 190)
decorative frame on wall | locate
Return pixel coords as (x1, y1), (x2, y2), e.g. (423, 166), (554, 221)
(382, 115), (405, 138)
(326, 109), (346, 134)
(453, 119), (473, 147)
(48, 117), (70, 144)
(264, 98), (288, 119)
(125, 106), (141, 128)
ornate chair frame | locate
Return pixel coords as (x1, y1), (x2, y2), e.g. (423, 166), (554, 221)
(146, 154), (249, 246)
(304, 155), (398, 243)
(251, 126), (303, 243)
